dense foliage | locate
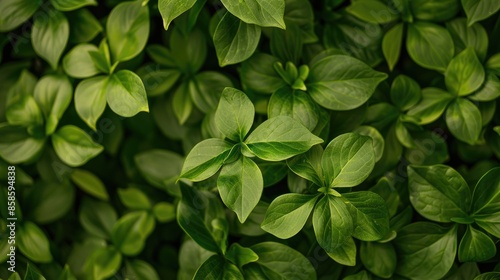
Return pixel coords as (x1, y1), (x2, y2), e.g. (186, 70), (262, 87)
(1, 0), (500, 279)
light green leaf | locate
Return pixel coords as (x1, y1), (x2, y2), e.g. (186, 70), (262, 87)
(180, 138), (233, 182)
(394, 222), (457, 280)
(220, 0), (286, 28)
(85, 246), (122, 280)
(213, 12), (261, 67)
(245, 116), (323, 161)
(261, 193), (319, 239)
(407, 87), (455, 125)
(194, 255), (244, 280)
(322, 133), (375, 188)
(17, 221), (53, 263)
(395, 119), (416, 149)
(172, 81), (193, 125)
(445, 98), (482, 145)
(353, 126), (385, 162)
(406, 22), (454, 72)
(462, 0), (500, 26)
(218, 156), (263, 223)
(106, 70), (149, 117)
(215, 88), (254, 142)
(469, 72), (500, 101)
(51, 0), (96, 11)
(313, 195), (353, 253)
(51, 125), (104, 167)
(0, 125), (45, 164)
(63, 44), (101, 79)
(225, 243), (259, 268)
(75, 76), (108, 130)
(125, 260), (160, 280)
(382, 23), (403, 71)
(346, 0), (397, 24)
(118, 188), (151, 210)
(32, 9), (69, 70)
(6, 75), (43, 127)
(0, 0), (41, 32)
(268, 87), (319, 131)
(326, 237), (356, 266)
(408, 165), (471, 222)
(445, 48), (485, 96)
(472, 167), (500, 237)
(152, 202), (175, 223)
(112, 211), (155, 256)
(158, 0), (196, 30)
(343, 191), (390, 241)
(106, 0), (149, 62)
(33, 74), (73, 135)
(458, 225), (496, 262)
(390, 75), (421, 111)
(307, 55), (387, 110)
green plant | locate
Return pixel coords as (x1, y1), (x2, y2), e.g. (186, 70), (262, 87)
(1, 0), (500, 279)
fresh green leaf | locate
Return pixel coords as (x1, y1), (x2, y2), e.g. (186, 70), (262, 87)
(469, 72), (500, 101)
(410, 0), (459, 22)
(106, 70), (149, 117)
(125, 260), (160, 280)
(0, 0), (41, 32)
(390, 75), (421, 111)
(111, 210), (155, 256)
(215, 88), (254, 142)
(158, 0), (196, 30)
(225, 243), (259, 268)
(63, 44), (101, 78)
(75, 76), (108, 130)
(118, 188), (151, 210)
(346, 0), (397, 24)
(51, 125), (104, 167)
(0, 125), (45, 164)
(471, 167), (500, 237)
(445, 48), (485, 96)
(152, 202), (175, 223)
(194, 255), (244, 280)
(135, 149), (183, 194)
(17, 221), (53, 263)
(32, 9), (69, 69)
(446, 18), (489, 61)
(382, 23), (404, 71)
(70, 169), (108, 200)
(189, 72), (233, 113)
(407, 87), (455, 125)
(220, 0), (286, 28)
(67, 8), (102, 43)
(240, 53), (286, 94)
(446, 98), (482, 144)
(353, 126), (385, 162)
(268, 87), (319, 131)
(170, 27), (207, 74)
(286, 145), (323, 186)
(462, 0), (500, 26)
(326, 237), (356, 266)
(51, 0), (96, 11)
(84, 246), (122, 280)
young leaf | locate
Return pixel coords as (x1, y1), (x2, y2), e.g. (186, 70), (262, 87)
(75, 76), (108, 130)
(158, 0), (196, 30)
(408, 165), (471, 222)
(261, 193), (319, 239)
(313, 195), (353, 253)
(382, 23), (403, 71)
(445, 98), (482, 145)
(218, 156), (263, 223)
(220, 0), (286, 29)
(458, 225), (496, 262)
(0, 0), (41, 32)
(51, 125), (104, 167)
(225, 244), (259, 268)
(172, 81), (193, 125)
(152, 202), (175, 223)
(390, 75), (421, 111)
(343, 191), (390, 241)
(17, 221), (53, 263)
(245, 116), (323, 161)
(215, 88), (254, 142)
(106, 70), (149, 117)
(406, 22), (454, 72)
(32, 9), (69, 69)
(407, 87), (455, 125)
(445, 48), (485, 96)
(307, 55), (387, 110)
(322, 133), (375, 188)
(213, 12), (261, 67)
(268, 87), (319, 131)
(106, 0), (149, 62)
(394, 222), (457, 280)
(179, 138), (233, 182)
(462, 0), (500, 26)
(33, 74), (73, 135)
(63, 44), (101, 78)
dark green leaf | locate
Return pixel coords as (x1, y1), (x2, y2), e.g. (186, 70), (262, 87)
(446, 18), (489, 61)
(0, 0), (41, 32)
(346, 0), (397, 24)
(17, 221), (53, 263)
(390, 75), (421, 111)
(410, 0), (459, 22)
(111, 211), (155, 256)
(462, 0), (500, 26)
(458, 225), (496, 262)
(79, 199), (116, 239)
(445, 98), (482, 144)
(360, 241), (397, 278)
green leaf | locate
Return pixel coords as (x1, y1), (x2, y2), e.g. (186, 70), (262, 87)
(63, 44), (101, 78)
(322, 133), (375, 188)
(6, 72), (43, 127)
(343, 191), (390, 241)
(286, 145), (323, 186)
(382, 23), (404, 71)
(180, 138), (233, 181)
(106, 0), (149, 62)
(261, 193), (319, 239)
(225, 243), (259, 268)
(471, 167), (500, 237)
(283, 0), (317, 43)
(213, 12), (261, 67)
(395, 119), (416, 149)
(245, 116), (323, 161)
(67, 8), (102, 43)
(0, 0), (41, 32)
(85, 246), (122, 280)
(408, 165), (471, 222)
(218, 156), (263, 223)
(189, 72), (233, 113)
(404, 130), (449, 165)
(152, 202), (175, 223)
(394, 222), (457, 280)
(313, 195), (352, 253)
(240, 53), (286, 94)
(125, 260), (160, 280)
(134, 149), (183, 194)
(458, 225), (496, 262)
(75, 76), (108, 130)
(158, 0), (196, 30)
(170, 27), (207, 74)
(462, 0), (500, 26)
(270, 23), (303, 64)
(51, 125), (104, 167)
(307, 55), (387, 110)
(407, 87), (455, 125)
(172, 81), (193, 125)
(0, 125), (45, 164)
(26, 181), (75, 224)
(111, 211), (155, 256)
(406, 22), (454, 72)
(194, 255), (244, 280)
(137, 65), (180, 97)
(79, 198), (116, 239)
(215, 88), (254, 142)
(118, 188), (151, 210)
(106, 70), (149, 117)
(446, 18), (489, 61)
(360, 241), (397, 278)
(33, 74), (73, 135)
(391, 75), (421, 111)
(70, 169), (108, 200)
(24, 263), (46, 280)
(445, 48), (485, 96)
(353, 126), (385, 162)
(244, 242), (316, 279)
(51, 0), (96, 11)
(220, 0), (286, 28)
(410, 0), (459, 22)
(469, 72), (500, 101)
(32, 9), (69, 70)
(268, 87), (319, 131)
(346, 0), (397, 24)
(445, 98), (482, 144)
(17, 221), (53, 263)
(326, 237), (356, 266)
